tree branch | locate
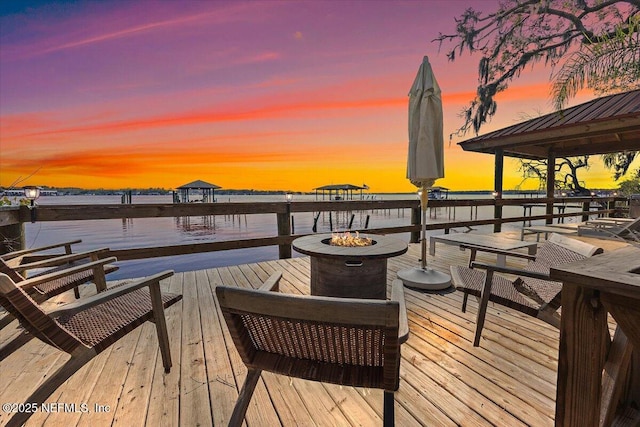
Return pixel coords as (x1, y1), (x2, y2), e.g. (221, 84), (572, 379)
(436, 0), (639, 135)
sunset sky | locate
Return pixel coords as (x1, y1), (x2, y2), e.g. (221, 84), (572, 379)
(1, 1), (635, 192)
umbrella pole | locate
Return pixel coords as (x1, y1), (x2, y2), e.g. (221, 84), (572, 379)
(397, 183), (451, 290)
(421, 185), (428, 269)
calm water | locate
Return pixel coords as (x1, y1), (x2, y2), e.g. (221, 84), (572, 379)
(21, 193), (584, 279)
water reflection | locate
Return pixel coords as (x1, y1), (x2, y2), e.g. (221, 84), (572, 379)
(225, 214), (248, 229)
(121, 218), (133, 230)
(175, 215), (217, 235)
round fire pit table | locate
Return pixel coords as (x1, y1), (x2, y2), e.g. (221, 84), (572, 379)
(292, 233), (408, 299)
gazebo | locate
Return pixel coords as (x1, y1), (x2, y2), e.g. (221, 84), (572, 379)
(458, 89), (640, 229)
(314, 184), (369, 201)
(175, 180), (221, 203)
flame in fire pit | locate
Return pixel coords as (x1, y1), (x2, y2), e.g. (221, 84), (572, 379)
(330, 231), (373, 247)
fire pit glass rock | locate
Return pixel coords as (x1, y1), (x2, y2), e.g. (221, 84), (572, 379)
(327, 231), (374, 247)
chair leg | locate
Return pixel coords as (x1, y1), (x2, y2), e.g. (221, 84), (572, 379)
(149, 283), (172, 372)
(6, 353), (92, 427)
(461, 293), (469, 313)
(383, 391), (395, 427)
(474, 270), (494, 347)
(92, 265), (108, 293)
(229, 368), (262, 427)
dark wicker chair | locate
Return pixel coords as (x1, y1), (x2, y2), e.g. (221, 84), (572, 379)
(0, 267), (182, 427)
(577, 216), (640, 244)
(0, 247), (120, 333)
(0, 247), (118, 303)
(1, 239), (82, 266)
(216, 273), (409, 427)
(450, 233), (603, 346)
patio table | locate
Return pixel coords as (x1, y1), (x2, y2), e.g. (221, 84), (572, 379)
(429, 233), (537, 266)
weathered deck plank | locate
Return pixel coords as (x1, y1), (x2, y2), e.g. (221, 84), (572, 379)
(179, 270), (212, 427)
(145, 273), (184, 427)
(200, 268), (240, 426)
(3, 237), (624, 427)
(216, 265), (285, 426)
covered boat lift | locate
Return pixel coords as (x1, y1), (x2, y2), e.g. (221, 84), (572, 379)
(314, 184), (369, 201)
(175, 180), (221, 203)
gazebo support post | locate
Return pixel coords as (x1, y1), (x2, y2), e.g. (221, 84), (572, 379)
(493, 148), (503, 233)
(546, 150), (555, 224)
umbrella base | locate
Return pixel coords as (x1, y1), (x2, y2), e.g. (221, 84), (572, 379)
(397, 267), (451, 290)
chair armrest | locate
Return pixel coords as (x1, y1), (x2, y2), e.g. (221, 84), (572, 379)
(578, 225), (640, 242)
(17, 257), (117, 291)
(46, 270), (175, 318)
(391, 279), (409, 344)
(13, 248), (110, 272)
(0, 240), (82, 261)
(584, 220), (610, 227)
(259, 272), (282, 292)
(470, 261), (552, 281)
(577, 226), (626, 239)
(459, 244), (537, 260)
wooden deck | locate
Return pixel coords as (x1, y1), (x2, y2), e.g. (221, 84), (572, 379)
(0, 233), (626, 427)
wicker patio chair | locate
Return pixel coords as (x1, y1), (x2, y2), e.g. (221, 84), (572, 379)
(577, 216), (640, 244)
(216, 273), (409, 427)
(1, 239), (82, 267)
(450, 233), (603, 346)
(0, 267), (181, 427)
(0, 247), (118, 303)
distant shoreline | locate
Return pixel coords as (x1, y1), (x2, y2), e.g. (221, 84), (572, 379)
(2, 187), (620, 197)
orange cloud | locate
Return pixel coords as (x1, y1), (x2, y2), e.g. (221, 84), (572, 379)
(494, 82), (552, 102)
(0, 113), (58, 135)
(3, 96), (405, 142)
(442, 82), (553, 107)
(442, 90), (478, 105)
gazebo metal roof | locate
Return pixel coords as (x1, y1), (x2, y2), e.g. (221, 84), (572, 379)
(314, 184), (368, 191)
(177, 180), (221, 190)
(458, 89), (640, 160)
(175, 180), (221, 203)
(313, 183), (369, 201)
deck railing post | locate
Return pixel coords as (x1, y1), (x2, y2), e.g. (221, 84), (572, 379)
(277, 203), (292, 259)
(410, 206), (420, 243)
(607, 199), (616, 217)
(582, 201), (591, 222)
(0, 222), (25, 255)
(0, 207), (25, 255)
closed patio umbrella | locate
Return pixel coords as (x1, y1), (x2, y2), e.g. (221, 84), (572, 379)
(397, 56), (451, 290)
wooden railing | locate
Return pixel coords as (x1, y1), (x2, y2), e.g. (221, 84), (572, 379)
(0, 196), (627, 261)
